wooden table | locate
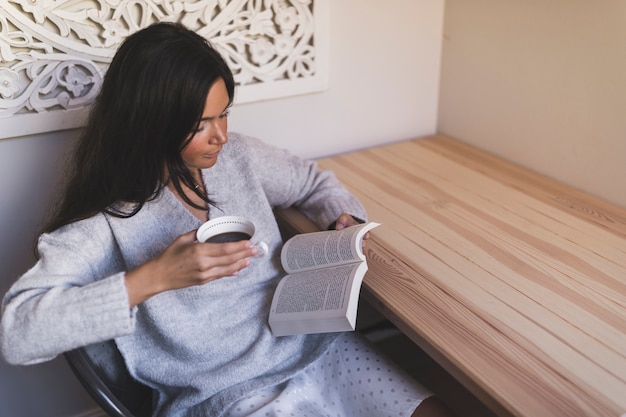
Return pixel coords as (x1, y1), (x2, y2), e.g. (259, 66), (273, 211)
(313, 135), (626, 417)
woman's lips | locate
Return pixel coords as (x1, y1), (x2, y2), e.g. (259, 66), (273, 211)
(204, 149), (221, 158)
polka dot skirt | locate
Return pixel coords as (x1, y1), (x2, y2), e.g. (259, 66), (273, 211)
(222, 332), (432, 417)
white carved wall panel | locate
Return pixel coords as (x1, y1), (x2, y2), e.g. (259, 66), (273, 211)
(0, 0), (328, 139)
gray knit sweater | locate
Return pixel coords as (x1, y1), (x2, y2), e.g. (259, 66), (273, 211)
(0, 132), (367, 417)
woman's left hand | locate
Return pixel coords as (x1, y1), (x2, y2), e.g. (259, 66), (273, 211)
(334, 213), (370, 240)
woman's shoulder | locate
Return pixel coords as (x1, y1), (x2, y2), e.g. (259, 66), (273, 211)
(40, 213), (114, 252)
(225, 132), (293, 165)
(225, 131), (267, 152)
(227, 131), (260, 141)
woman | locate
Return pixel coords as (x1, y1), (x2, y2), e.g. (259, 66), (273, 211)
(1, 22), (453, 417)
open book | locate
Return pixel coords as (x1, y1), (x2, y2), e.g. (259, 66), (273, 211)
(269, 222), (381, 337)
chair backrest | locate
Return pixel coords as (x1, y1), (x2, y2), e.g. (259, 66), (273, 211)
(65, 340), (154, 417)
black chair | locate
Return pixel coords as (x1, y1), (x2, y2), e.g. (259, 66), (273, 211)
(65, 341), (154, 417)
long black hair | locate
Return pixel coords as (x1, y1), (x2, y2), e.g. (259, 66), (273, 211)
(42, 22), (235, 234)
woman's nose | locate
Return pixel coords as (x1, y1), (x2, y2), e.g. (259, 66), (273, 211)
(209, 122), (228, 144)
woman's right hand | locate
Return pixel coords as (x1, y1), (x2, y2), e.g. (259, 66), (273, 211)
(124, 230), (257, 307)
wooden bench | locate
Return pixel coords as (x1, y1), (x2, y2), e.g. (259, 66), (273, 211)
(277, 134), (626, 417)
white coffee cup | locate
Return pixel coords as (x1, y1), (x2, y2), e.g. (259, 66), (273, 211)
(196, 216), (268, 256)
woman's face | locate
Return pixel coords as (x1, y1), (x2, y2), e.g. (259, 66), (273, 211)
(180, 78), (230, 171)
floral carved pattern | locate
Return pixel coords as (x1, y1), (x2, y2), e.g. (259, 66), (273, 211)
(0, 0), (326, 137)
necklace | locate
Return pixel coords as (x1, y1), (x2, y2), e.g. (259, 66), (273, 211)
(192, 169), (204, 191)
(192, 172), (209, 220)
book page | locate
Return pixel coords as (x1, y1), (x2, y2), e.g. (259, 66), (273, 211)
(269, 262), (368, 336)
(280, 222), (380, 273)
(273, 264), (355, 314)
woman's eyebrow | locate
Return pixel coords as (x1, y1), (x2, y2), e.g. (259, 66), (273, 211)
(199, 106), (230, 122)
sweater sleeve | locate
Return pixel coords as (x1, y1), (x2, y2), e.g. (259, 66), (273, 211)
(0, 216), (135, 365)
(235, 134), (367, 229)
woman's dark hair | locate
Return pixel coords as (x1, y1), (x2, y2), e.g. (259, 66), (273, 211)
(42, 22), (235, 234)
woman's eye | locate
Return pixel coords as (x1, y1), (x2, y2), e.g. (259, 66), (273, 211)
(193, 122), (207, 133)
(192, 111), (229, 132)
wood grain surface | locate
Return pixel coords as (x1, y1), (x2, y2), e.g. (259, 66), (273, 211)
(316, 135), (626, 417)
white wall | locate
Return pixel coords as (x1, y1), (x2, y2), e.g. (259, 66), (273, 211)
(0, 1), (444, 416)
(438, 0), (626, 208)
(231, 0), (444, 158)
